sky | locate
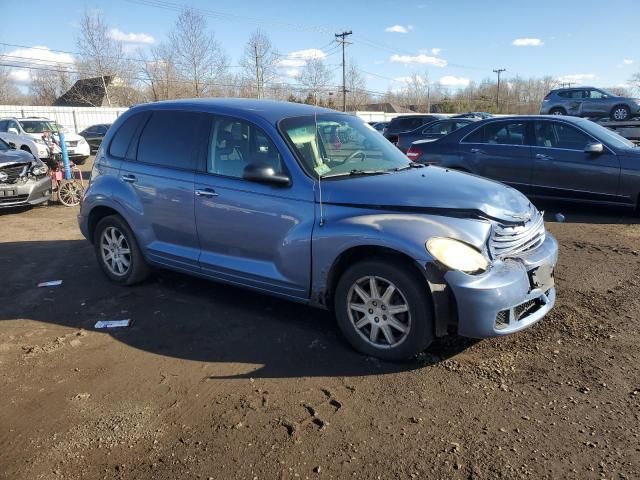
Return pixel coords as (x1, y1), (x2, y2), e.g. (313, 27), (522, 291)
(1, 0), (639, 95)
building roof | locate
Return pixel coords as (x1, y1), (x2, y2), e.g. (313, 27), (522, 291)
(54, 76), (114, 107)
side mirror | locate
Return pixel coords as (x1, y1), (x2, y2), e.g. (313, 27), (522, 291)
(8, 143), (16, 149)
(242, 162), (290, 186)
(7, 127), (19, 135)
(584, 142), (604, 154)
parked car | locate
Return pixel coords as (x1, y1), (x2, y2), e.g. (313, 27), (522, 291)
(0, 117), (91, 164)
(540, 87), (640, 121)
(79, 123), (111, 152)
(396, 118), (475, 153)
(79, 99), (557, 360)
(0, 118), (49, 159)
(452, 112), (493, 120)
(406, 115), (640, 210)
(370, 121), (389, 132)
(0, 138), (51, 208)
(383, 114), (445, 143)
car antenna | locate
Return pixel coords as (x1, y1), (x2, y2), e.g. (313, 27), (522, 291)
(315, 110), (325, 227)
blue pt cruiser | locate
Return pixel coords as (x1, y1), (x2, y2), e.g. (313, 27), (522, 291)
(78, 99), (558, 360)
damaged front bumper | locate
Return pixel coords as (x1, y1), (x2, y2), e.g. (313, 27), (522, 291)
(445, 233), (558, 338)
(0, 175), (52, 208)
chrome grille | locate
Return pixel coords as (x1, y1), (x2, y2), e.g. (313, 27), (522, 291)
(490, 208), (546, 259)
(0, 164), (27, 184)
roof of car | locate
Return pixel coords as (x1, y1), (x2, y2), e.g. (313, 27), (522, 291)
(129, 98), (341, 124)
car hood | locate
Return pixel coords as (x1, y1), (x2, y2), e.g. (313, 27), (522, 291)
(320, 166), (534, 224)
(0, 149), (35, 166)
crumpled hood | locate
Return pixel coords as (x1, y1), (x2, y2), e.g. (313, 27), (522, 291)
(0, 149), (35, 167)
(320, 166), (533, 223)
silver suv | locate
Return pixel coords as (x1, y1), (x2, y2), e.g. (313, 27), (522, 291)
(540, 87), (640, 121)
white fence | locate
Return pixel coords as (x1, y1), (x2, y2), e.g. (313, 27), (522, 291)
(352, 111), (404, 122)
(0, 105), (129, 134)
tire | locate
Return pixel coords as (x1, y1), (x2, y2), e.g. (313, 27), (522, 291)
(611, 105), (630, 121)
(549, 108), (566, 116)
(334, 259), (434, 360)
(93, 214), (150, 285)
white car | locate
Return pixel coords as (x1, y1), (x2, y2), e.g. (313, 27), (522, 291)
(0, 118), (49, 160)
(0, 117), (91, 164)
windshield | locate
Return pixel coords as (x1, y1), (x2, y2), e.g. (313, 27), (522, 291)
(280, 114), (411, 178)
(577, 119), (636, 149)
(19, 120), (57, 134)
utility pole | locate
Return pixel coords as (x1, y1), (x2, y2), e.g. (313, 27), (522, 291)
(335, 30), (353, 112)
(254, 43), (262, 99)
(493, 68), (506, 112)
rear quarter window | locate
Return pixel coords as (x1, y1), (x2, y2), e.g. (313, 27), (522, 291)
(109, 113), (149, 159)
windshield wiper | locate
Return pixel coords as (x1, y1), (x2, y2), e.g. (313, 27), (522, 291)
(391, 163), (425, 171)
(322, 169), (390, 179)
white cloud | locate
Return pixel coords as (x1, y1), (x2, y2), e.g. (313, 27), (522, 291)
(0, 46), (74, 84)
(431, 48), (441, 55)
(512, 38), (544, 47)
(390, 53), (447, 67)
(384, 25), (414, 33)
(439, 76), (470, 87)
(285, 69), (300, 77)
(278, 48), (326, 68)
(623, 59), (634, 65)
(108, 28), (155, 44)
(557, 73), (596, 83)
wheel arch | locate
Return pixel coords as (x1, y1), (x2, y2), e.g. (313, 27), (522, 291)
(87, 205), (125, 243)
(323, 245), (454, 337)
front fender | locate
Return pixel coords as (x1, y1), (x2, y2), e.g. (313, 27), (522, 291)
(310, 204), (492, 305)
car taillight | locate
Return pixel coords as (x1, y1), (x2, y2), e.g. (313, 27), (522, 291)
(406, 145), (423, 161)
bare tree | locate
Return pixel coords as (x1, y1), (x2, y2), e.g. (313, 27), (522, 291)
(0, 67), (24, 104)
(630, 72), (640, 95)
(76, 11), (129, 106)
(297, 58), (333, 105)
(29, 69), (74, 105)
(169, 8), (228, 97)
(140, 43), (185, 101)
(344, 61), (370, 110)
(240, 29), (279, 99)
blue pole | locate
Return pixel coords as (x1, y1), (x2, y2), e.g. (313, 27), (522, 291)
(58, 131), (72, 180)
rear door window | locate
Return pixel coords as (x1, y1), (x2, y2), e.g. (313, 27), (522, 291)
(463, 121), (528, 145)
(137, 110), (209, 170)
(394, 117), (423, 130)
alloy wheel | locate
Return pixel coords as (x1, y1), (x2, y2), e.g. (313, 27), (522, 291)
(346, 275), (411, 348)
(613, 108), (628, 121)
(100, 226), (132, 276)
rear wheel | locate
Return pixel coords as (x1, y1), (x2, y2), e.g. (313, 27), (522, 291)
(94, 215), (150, 285)
(334, 259), (434, 360)
(549, 107), (566, 115)
(611, 105), (630, 121)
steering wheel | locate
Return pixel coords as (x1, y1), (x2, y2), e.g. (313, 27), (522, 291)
(343, 150), (366, 164)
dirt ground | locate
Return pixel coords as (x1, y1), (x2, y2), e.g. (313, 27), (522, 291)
(1, 158), (639, 480)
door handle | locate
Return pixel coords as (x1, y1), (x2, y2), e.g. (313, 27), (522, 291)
(121, 174), (136, 183)
(195, 188), (219, 198)
(535, 153), (553, 160)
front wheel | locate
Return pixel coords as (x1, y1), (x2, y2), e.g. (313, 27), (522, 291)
(334, 259), (434, 360)
(94, 215), (150, 285)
